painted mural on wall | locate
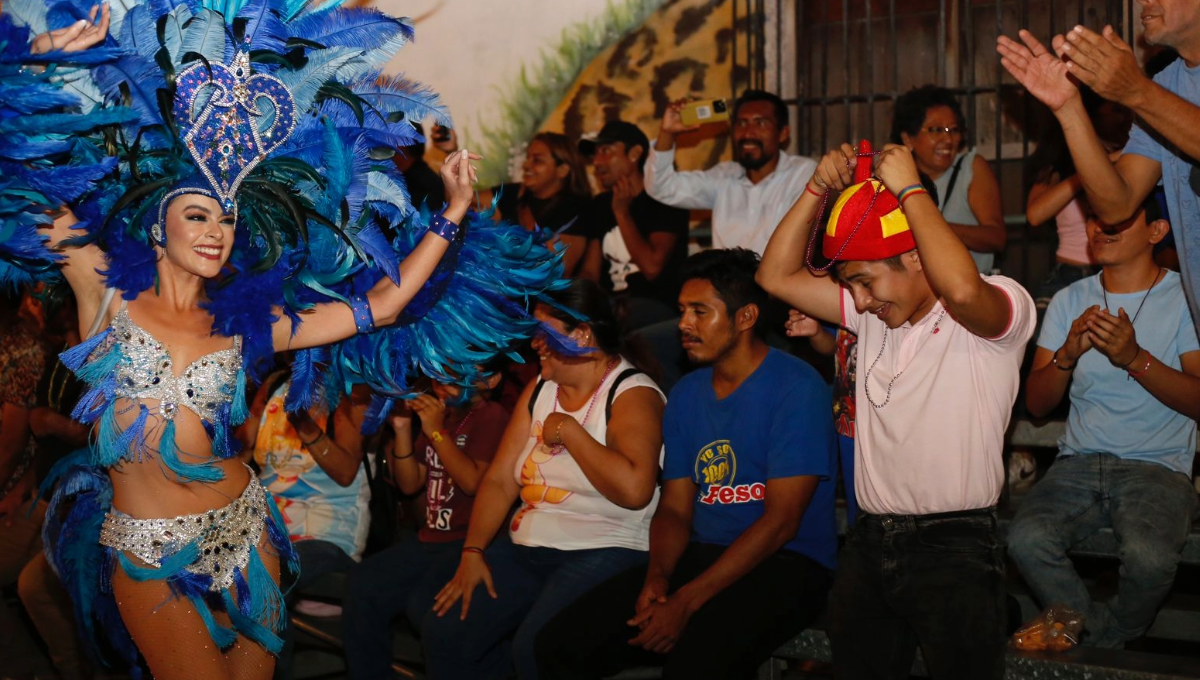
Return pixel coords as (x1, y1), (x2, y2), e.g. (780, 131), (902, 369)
(543, 0), (745, 179)
(378, 0), (747, 185)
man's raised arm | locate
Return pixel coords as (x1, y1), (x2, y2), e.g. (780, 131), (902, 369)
(756, 144), (855, 326)
(997, 29), (1162, 224)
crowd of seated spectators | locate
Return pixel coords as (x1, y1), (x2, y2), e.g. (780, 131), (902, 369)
(4, 77), (1199, 680)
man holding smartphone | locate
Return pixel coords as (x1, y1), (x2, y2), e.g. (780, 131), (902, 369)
(644, 89), (816, 256)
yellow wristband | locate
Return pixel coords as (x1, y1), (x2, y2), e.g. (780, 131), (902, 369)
(430, 429), (447, 444)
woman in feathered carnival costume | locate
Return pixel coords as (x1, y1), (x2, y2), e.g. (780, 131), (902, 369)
(0, 0), (567, 677)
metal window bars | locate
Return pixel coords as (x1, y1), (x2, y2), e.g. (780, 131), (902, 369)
(733, 0), (1139, 285)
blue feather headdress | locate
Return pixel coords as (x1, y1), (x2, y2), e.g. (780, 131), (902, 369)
(4, 0), (566, 405)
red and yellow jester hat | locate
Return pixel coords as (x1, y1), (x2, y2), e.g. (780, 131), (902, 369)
(822, 140), (917, 262)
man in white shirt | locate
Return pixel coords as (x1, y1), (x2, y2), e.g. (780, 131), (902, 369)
(645, 89), (817, 255)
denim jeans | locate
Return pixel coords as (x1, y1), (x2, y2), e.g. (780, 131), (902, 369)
(828, 509), (1006, 680)
(420, 535), (647, 680)
(342, 534), (464, 680)
(275, 538), (357, 680)
(534, 543), (832, 680)
(1007, 453), (1198, 647)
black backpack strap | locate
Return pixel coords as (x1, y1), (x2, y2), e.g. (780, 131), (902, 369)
(605, 368), (643, 422)
(527, 378), (547, 417)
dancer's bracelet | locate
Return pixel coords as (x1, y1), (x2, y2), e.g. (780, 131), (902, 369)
(429, 212), (461, 242)
(348, 294), (375, 334)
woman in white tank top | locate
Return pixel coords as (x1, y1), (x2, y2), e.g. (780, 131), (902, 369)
(422, 280), (665, 680)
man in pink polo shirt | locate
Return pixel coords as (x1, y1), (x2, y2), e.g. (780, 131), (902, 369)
(758, 141), (1036, 680)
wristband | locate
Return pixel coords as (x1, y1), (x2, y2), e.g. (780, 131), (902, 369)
(1052, 349), (1075, 372)
(462, 546), (486, 560)
(428, 212), (461, 242)
(1126, 350), (1152, 378)
(348, 294), (375, 334)
(897, 185), (928, 208)
(805, 183), (825, 197)
(300, 431), (326, 447)
(430, 429), (448, 444)
(391, 450), (415, 460)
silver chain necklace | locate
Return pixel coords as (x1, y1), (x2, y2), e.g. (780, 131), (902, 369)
(864, 306), (948, 409)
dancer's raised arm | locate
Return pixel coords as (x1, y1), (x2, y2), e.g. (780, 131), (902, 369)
(273, 149), (478, 352)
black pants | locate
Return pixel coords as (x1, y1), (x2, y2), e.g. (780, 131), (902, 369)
(828, 510), (1006, 680)
(534, 542), (832, 680)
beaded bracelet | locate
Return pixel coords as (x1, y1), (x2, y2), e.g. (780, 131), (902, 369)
(348, 294), (375, 334)
(428, 212), (461, 242)
(1126, 350), (1152, 378)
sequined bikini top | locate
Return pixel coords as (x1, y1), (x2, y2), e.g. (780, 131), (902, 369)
(106, 305), (242, 423)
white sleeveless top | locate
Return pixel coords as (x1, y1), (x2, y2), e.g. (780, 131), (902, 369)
(509, 358), (664, 551)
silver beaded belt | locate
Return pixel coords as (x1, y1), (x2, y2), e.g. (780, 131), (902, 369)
(99, 476), (269, 591)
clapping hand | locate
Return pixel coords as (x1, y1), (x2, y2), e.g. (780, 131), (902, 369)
(996, 30), (1079, 112)
(1058, 25), (1148, 108)
(1057, 305), (1098, 367)
(1086, 307), (1141, 368)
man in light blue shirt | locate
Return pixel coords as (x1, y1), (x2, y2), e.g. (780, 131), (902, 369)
(1010, 196), (1200, 648)
(1000, 13), (1200, 336)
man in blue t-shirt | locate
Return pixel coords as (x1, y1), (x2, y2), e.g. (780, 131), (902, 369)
(1010, 197), (1200, 648)
(1000, 17), (1200, 336)
(534, 249), (837, 680)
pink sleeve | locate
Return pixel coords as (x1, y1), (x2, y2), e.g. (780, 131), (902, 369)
(981, 276), (1036, 350)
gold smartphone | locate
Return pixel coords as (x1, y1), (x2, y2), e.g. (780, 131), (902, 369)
(679, 98), (730, 126)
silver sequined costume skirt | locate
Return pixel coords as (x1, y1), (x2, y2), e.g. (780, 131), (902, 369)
(44, 461), (299, 670)
(99, 475), (269, 591)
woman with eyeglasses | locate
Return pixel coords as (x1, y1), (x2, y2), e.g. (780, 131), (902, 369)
(891, 85), (1007, 273)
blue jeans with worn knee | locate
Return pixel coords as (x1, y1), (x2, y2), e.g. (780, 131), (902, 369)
(1007, 453), (1198, 647)
(420, 535), (647, 680)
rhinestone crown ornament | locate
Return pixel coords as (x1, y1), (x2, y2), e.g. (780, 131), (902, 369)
(173, 50), (298, 212)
